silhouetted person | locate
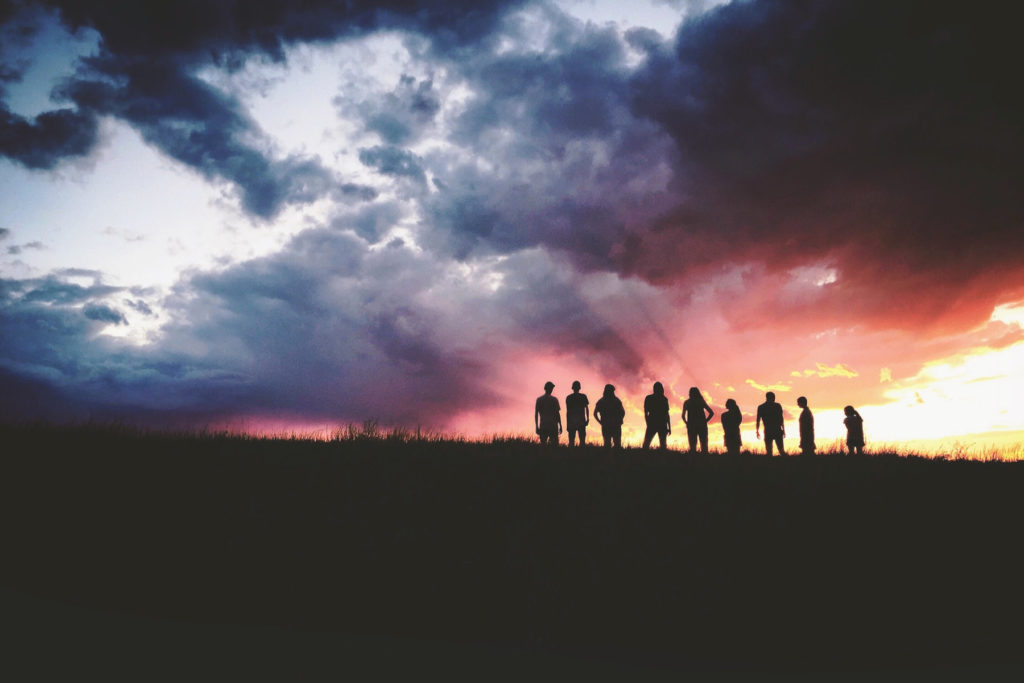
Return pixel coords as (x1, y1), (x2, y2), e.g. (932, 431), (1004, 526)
(756, 391), (786, 456)
(642, 382), (671, 449)
(594, 384), (625, 449)
(565, 380), (590, 447)
(721, 398), (743, 456)
(534, 381), (562, 445)
(682, 387), (714, 454)
(844, 405), (865, 455)
(797, 396), (815, 456)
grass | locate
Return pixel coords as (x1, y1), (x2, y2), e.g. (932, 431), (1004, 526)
(2, 422), (1024, 675)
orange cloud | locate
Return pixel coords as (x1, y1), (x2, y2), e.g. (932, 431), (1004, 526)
(745, 379), (792, 393)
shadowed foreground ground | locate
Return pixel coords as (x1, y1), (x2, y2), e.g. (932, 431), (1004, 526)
(2, 425), (1023, 678)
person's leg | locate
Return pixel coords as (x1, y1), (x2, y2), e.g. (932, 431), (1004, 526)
(657, 429), (667, 449)
(603, 427), (612, 448)
(578, 425), (586, 446)
(698, 425), (708, 454)
(775, 435), (786, 456)
(613, 427), (622, 449)
(642, 425), (655, 450)
(765, 437), (774, 456)
(687, 428), (698, 453)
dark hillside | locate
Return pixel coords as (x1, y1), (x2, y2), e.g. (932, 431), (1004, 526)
(2, 425), (1023, 675)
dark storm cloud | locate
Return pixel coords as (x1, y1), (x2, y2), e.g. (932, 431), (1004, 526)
(0, 227), (9, 239)
(0, 0), (523, 216)
(18, 274), (121, 304)
(0, 104), (99, 169)
(82, 302), (126, 325)
(419, 10), (678, 263)
(352, 74), (442, 146)
(56, 57), (340, 218)
(623, 0), (1024, 331)
(0, 222), (648, 426)
(358, 145), (427, 184)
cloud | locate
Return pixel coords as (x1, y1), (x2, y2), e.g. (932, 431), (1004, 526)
(0, 104), (99, 168)
(0, 0), (524, 217)
(82, 303), (126, 325)
(4, 0), (1024, 436)
(124, 298), (155, 316)
(745, 379), (792, 394)
(880, 368), (893, 383)
(623, 0), (1024, 333)
(796, 363), (858, 379)
(358, 145), (427, 185)
(6, 240), (44, 255)
(349, 74), (442, 146)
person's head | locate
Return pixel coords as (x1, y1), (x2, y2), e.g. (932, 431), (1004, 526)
(571, 380), (581, 392)
(653, 381), (664, 395)
(797, 396), (807, 408)
(844, 405), (856, 416)
(544, 381), (555, 394)
(604, 383), (616, 396)
(765, 391), (776, 402)
(689, 386), (701, 400)
(725, 398), (738, 411)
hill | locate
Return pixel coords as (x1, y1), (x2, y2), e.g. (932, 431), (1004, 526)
(2, 424), (1023, 677)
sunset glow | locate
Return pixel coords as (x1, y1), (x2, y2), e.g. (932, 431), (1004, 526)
(2, 1), (1023, 457)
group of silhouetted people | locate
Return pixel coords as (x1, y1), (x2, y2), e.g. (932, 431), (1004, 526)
(535, 381), (866, 455)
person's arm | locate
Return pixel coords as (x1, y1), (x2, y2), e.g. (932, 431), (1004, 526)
(755, 406), (762, 438)
(594, 403), (603, 425)
(682, 401), (689, 426)
(779, 406), (786, 437)
(704, 401), (715, 422)
(584, 403), (590, 425)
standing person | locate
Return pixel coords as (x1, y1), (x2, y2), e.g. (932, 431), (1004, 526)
(642, 382), (671, 449)
(594, 384), (625, 449)
(843, 406), (865, 455)
(755, 391), (786, 456)
(797, 396), (815, 456)
(534, 381), (562, 445)
(682, 387), (714, 454)
(721, 398), (743, 456)
(565, 380), (590, 447)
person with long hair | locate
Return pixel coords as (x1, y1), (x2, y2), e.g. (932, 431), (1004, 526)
(721, 398), (743, 456)
(682, 387), (714, 454)
(642, 382), (671, 449)
(594, 384), (625, 449)
(843, 405), (865, 455)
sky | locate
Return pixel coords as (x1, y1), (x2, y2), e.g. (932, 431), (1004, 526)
(2, 0), (1023, 453)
